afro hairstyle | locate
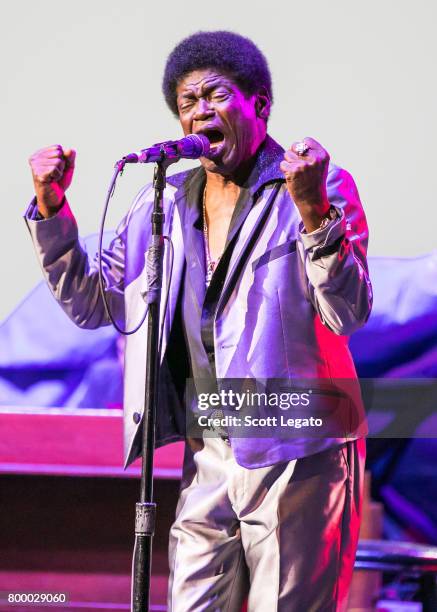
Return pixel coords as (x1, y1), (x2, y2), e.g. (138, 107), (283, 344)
(162, 30), (273, 117)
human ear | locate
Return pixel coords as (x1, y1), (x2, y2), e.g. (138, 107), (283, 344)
(255, 87), (271, 120)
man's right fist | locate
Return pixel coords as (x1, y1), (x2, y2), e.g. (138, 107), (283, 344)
(28, 145), (76, 218)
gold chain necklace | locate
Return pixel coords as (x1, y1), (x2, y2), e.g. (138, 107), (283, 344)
(202, 187), (222, 287)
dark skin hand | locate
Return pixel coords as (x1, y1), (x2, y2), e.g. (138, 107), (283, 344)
(280, 137), (332, 232)
(28, 145), (76, 218)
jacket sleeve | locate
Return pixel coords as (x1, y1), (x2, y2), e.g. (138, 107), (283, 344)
(24, 196), (130, 330)
(297, 164), (373, 336)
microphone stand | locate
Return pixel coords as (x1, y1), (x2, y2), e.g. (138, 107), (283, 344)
(100, 136), (208, 611)
(131, 150), (171, 612)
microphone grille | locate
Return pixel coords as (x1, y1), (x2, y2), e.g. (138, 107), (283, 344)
(182, 134), (210, 158)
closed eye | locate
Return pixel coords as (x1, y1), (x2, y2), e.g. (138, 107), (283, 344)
(179, 97), (196, 112)
(210, 91), (231, 102)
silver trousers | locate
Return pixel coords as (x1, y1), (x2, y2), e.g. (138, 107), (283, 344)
(168, 436), (365, 612)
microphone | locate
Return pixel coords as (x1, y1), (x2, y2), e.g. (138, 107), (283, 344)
(122, 134), (210, 164)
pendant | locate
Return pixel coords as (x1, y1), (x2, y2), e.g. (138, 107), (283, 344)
(206, 261), (215, 285)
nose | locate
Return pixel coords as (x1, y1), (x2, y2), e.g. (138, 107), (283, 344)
(193, 97), (215, 121)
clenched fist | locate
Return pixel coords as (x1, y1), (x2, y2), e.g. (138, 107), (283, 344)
(28, 145), (76, 218)
(280, 137), (331, 233)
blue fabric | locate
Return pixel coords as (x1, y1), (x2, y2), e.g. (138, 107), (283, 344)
(0, 232), (123, 409)
(350, 252), (437, 377)
(352, 251), (437, 543)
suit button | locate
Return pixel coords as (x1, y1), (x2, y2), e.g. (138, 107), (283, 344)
(133, 412), (141, 424)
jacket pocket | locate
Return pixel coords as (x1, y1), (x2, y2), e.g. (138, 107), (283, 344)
(252, 239), (297, 271)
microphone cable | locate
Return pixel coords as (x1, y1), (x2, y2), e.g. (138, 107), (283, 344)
(97, 161), (174, 341)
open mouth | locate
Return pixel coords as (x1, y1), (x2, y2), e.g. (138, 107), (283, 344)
(199, 128), (225, 150)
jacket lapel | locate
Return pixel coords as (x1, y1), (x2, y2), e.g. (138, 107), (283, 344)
(216, 136), (286, 318)
(216, 182), (282, 319)
(172, 168), (207, 311)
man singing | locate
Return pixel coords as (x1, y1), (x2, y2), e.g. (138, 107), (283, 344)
(26, 31), (372, 611)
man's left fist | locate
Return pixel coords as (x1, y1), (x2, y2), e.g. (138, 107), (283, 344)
(280, 137), (331, 231)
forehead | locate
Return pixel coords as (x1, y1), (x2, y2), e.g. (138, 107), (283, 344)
(176, 68), (237, 95)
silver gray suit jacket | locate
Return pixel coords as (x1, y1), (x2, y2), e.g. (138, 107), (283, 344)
(25, 136), (372, 468)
